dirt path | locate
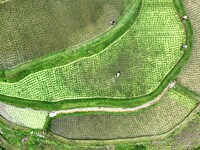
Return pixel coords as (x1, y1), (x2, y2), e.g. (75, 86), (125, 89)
(49, 82), (175, 117)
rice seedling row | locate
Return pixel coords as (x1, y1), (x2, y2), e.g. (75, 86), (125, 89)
(50, 89), (197, 140)
(172, 116), (200, 149)
(0, 102), (48, 129)
(0, 0), (125, 69)
(0, 0), (185, 102)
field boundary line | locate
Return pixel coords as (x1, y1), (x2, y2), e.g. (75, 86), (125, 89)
(0, 0), (141, 82)
(50, 102), (200, 143)
(0, 0), (193, 112)
(50, 82), (173, 116)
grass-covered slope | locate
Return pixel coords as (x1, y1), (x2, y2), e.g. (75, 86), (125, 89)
(50, 88), (197, 140)
(0, 0), (185, 102)
(0, 0), (126, 69)
(178, 0), (200, 95)
(0, 102), (48, 129)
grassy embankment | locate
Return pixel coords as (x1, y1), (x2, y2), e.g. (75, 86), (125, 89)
(0, 0), (193, 111)
(0, 0), (144, 110)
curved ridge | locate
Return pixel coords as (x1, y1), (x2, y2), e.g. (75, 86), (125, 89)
(0, 0), (140, 83)
(0, 0), (193, 111)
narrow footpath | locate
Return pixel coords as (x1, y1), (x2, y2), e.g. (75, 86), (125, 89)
(49, 81), (176, 117)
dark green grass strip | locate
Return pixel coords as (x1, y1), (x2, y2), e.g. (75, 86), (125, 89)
(0, 0), (193, 111)
(49, 90), (199, 140)
(175, 83), (200, 101)
(155, 0), (193, 98)
(0, 0), (139, 83)
(0, 0), (144, 111)
(0, 93), (156, 111)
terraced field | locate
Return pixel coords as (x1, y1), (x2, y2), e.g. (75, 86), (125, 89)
(50, 89), (197, 140)
(0, 0), (185, 102)
(0, 0), (198, 149)
(0, 102), (48, 129)
(172, 116), (200, 149)
(178, 0), (200, 95)
(0, 0), (126, 69)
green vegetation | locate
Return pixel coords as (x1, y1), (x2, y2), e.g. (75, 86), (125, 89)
(0, 0), (185, 102)
(0, 103), (48, 129)
(0, 0), (199, 149)
(0, 0), (198, 149)
(0, 116), (151, 149)
(0, 101), (199, 149)
(50, 88), (197, 140)
(0, 0), (127, 69)
(115, 144), (147, 150)
(172, 117), (200, 149)
(0, 0), (136, 82)
(178, 0), (200, 95)
(0, 93), (159, 111)
(0, 117), (30, 149)
(0, 0), (193, 112)
(175, 83), (200, 101)
(147, 111), (200, 149)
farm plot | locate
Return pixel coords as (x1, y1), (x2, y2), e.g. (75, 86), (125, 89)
(0, 0), (185, 102)
(0, 102), (48, 129)
(178, 0), (200, 95)
(172, 116), (200, 149)
(50, 89), (197, 140)
(0, 0), (126, 69)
